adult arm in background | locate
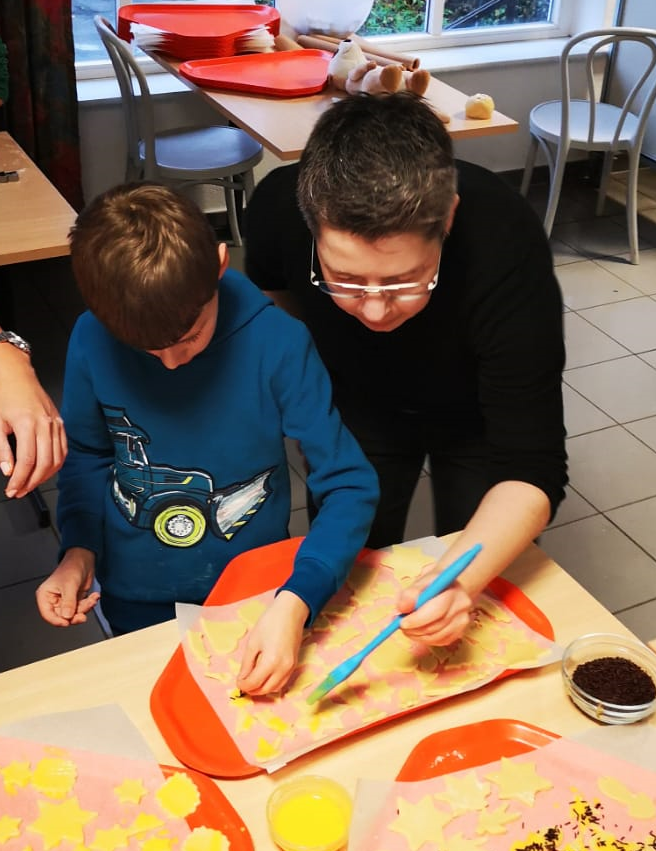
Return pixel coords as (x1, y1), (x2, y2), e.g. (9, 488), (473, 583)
(35, 316), (112, 626)
(0, 331), (67, 497)
(398, 216), (567, 647)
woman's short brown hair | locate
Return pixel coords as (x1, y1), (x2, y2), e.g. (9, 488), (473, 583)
(69, 182), (219, 350)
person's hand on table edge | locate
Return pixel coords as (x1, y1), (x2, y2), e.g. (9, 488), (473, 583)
(236, 589), (309, 696)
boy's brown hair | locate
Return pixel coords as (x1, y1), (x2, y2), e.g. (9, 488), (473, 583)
(69, 182), (219, 350)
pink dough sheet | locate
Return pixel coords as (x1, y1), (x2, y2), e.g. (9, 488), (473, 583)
(178, 550), (560, 771)
(0, 735), (192, 850)
(352, 736), (656, 851)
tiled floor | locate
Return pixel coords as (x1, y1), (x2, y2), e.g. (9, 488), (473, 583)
(2, 160), (656, 673)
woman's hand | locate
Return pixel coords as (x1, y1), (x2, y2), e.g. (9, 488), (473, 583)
(0, 342), (67, 497)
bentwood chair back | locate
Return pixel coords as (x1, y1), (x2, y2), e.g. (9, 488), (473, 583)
(520, 27), (656, 264)
(94, 16), (263, 246)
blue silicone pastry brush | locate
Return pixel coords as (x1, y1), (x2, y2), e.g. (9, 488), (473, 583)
(306, 542), (483, 705)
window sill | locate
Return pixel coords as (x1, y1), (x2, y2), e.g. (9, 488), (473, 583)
(77, 37), (573, 104)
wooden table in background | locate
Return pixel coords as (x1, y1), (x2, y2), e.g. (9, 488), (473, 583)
(0, 131), (77, 266)
(0, 536), (652, 850)
(148, 53), (518, 160)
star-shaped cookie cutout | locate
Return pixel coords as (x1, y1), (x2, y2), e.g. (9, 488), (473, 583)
(114, 777), (147, 804)
(434, 771), (490, 813)
(380, 545), (434, 580)
(200, 617), (247, 655)
(28, 797), (97, 849)
(237, 599), (267, 627)
(31, 756), (77, 799)
(475, 802), (520, 835)
(388, 795), (454, 851)
(186, 630), (210, 667)
(89, 824), (131, 851)
(485, 757), (553, 806)
(1, 759), (31, 793)
(0, 815), (21, 843)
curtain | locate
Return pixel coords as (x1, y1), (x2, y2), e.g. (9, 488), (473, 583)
(0, 0), (83, 209)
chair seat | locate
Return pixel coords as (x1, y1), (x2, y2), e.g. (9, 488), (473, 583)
(140, 125), (263, 180)
(529, 100), (640, 150)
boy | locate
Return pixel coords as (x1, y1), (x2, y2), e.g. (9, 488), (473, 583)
(36, 182), (378, 696)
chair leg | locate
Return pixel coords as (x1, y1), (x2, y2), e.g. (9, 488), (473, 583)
(596, 151), (614, 217)
(626, 149), (641, 265)
(225, 187), (242, 248)
(543, 145), (568, 238)
(519, 136), (538, 197)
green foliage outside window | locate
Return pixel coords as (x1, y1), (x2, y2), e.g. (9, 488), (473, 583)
(255, 0), (552, 36)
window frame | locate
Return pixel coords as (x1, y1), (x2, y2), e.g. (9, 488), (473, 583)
(74, 0), (589, 78)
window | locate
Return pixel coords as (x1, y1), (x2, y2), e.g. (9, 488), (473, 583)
(74, 0), (570, 69)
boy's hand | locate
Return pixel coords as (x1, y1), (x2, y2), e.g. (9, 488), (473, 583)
(35, 548), (100, 627)
(236, 590), (309, 696)
(397, 567), (473, 647)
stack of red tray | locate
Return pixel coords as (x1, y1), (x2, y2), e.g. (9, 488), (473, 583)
(117, 4), (281, 60)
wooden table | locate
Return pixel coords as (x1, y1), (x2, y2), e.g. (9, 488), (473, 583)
(0, 536), (652, 849)
(0, 131), (77, 266)
(148, 53), (518, 160)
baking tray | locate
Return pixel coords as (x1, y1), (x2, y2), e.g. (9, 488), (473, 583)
(161, 764), (253, 848)
(179, 50), (332, 96)
(118, 4), (280, 42)
(395, 718), (560, 781)
(151, 538), (555, 778)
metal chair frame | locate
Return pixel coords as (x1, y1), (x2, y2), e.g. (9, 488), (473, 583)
(520, 27), (656, 264)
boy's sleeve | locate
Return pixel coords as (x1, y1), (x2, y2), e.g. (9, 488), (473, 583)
(57, 321), (114, 560)
(0, 37), (8, 104)
(271, 318), (379, 623)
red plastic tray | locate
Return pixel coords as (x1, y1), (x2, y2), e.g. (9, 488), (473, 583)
(118, 4), (280, 42)
(179, 50), (332, 96)
(150, 538), (555, 778)
(161, 764), (253, 848)
(395, 719), (560, 781)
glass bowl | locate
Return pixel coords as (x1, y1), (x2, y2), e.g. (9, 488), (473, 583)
(266, 775), (352, 851)
(562, 633), (656, 724)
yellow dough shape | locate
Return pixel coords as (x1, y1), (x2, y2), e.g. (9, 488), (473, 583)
(475, 596), (512, 624)
(443, 637), (493, 670)
(499, 637), (547, 667)
(259, 708), (294, 737)
(434, 771), (490, 813)
(234, 707), (255, 735)
(28, 797), (97, 849)
(322, 624), (362, 649)
(379, 545), (434, 580)
(368, 633), (418, 674)
(89, 824), (131, 851)
(598, 775), (656, 819)
(398, 685), (421, 709)
(1, 759), (31, 793)
(345, 561), (377, 593)
(114, 777), (148, 804)
(187, 630), (211, 667)
(141, 838), (176, 851)
(126, 812), (164, 836)
(200, 616), (247, 655)
(254, 735), (283, 763)
(389, 795), (454, 851)
(465, 93), (495, 119)
(237, 598), (267, 627)
(204, 669), (233, 685)
(485, 757), (553, 806)
(366, 679), (397, 704)
(155, 772), (201, 818)
(31, 756), (77, 799)
(475, 802), (521, 835)
(182, 825), (231, 851)
(311, 612), (332, 631)
(0, 815), (21, 843)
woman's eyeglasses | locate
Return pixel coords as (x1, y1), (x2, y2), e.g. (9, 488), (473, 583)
(309, 240), (440, 301)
